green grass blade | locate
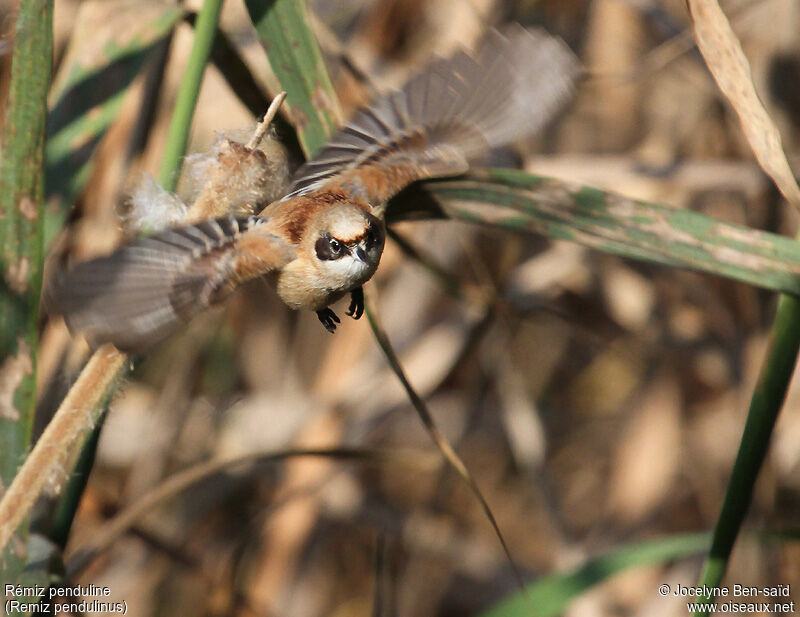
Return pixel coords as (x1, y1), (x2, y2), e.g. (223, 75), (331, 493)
(158, 0), (222, 190)
(46, 4), (183, 206)
(693, 295), (800, 613)
(385, 169), (800, 296)
(480, 532), (711, 617)
(0, 0), (53, 585)
(244, 0), (340, 157)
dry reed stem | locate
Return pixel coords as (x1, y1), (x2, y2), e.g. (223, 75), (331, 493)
(688, 0), (800, 211)
(0, 345), (126, 554)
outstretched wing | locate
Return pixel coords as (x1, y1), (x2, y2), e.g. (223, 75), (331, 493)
(46, 215), (292, 351)
(282, 26), (579, 202)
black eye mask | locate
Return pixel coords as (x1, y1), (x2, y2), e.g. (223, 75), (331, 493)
(315, 235), (345, 261)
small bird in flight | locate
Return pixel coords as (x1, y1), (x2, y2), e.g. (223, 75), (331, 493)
(47, 26), (579, 351)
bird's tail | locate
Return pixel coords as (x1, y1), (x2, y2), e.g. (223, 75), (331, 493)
(283, 26), (580, 200)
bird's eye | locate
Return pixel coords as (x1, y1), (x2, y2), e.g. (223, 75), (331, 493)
(315, 235), (345, 261)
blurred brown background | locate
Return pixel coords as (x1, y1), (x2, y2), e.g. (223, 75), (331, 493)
(8, 0), (800, 614)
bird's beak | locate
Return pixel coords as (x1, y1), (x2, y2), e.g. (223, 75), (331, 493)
(355, 246), (368, 263)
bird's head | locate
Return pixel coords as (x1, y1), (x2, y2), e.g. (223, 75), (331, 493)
(309, 204), (385, 288)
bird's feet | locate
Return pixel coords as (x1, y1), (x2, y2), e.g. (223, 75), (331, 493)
(318, 288), (363, 332)
(346, 286), (364, 320)
(317, 308), (340, 333)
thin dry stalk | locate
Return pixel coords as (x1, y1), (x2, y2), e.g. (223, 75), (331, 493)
(688, 0), (800, 210)
(247, 91), (287, 149)
(67, 447), (435, 575)
(364, 292), (531, 598)
(0, 345), (126, 553)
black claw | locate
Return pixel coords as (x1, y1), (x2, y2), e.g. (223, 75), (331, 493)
(346, 286), (364, 320)
(317, 308), (340, 333)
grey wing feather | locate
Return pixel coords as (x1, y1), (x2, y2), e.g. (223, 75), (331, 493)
(46, 215), (266, 351)
(283, 26), (579, 199)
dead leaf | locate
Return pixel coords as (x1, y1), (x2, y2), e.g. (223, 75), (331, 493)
(689, 0), (800, 211)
